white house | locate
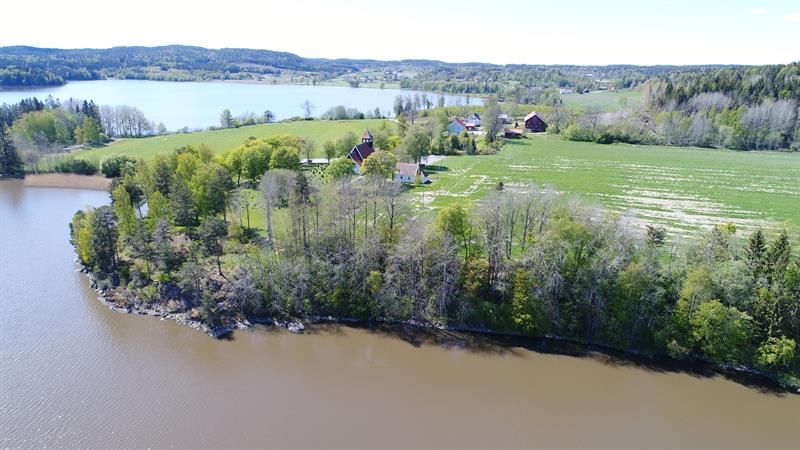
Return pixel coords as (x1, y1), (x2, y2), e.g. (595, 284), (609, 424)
(395, 163), (429, 184)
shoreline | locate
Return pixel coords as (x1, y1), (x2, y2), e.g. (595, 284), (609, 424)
(82, 269), (800, 395)
(23, 173), (110, 191)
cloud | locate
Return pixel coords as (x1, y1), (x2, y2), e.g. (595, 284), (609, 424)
(783, 13), (800, 22)
(750, 7), (767, 14)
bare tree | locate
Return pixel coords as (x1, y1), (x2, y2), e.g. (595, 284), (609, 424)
(301, 100), (315, 119)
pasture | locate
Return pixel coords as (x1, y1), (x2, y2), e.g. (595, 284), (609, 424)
(561, 90), (644, 111)
(72, 119), (393, 162)
(415, 135), (800, 236)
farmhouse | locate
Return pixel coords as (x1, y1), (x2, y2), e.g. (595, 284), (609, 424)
(447, 118), (467, 135)
(347, 129), (376, 172)
(465, 112), (481, 130)
(524, 111), (547, 133)
(395, 162), (429, 184)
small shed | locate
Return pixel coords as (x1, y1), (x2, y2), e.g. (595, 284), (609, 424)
(524, 111), (547, 133)
(504, 128), (523, 138)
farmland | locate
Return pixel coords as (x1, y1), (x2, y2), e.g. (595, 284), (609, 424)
(560, 89), (645, 111)
(415, 135), (800, 236)
(72, 119), (393, 162)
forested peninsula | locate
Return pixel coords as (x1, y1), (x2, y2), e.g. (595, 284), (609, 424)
(67, 133), (800, 391)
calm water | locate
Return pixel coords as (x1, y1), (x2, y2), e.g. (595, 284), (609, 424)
(1, 181), (799, 448)
(0, 80), (478, 131)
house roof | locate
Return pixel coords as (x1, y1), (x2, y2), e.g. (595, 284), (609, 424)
(348, 142), (374, 166)
(396, 162), (421, 177)
(450, 118), (466, 126)
(524, 111), (541, 121)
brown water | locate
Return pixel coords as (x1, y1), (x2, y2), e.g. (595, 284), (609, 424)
(1, 181), (799, 448)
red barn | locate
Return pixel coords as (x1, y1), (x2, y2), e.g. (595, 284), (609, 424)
(524, 111), (547, 133)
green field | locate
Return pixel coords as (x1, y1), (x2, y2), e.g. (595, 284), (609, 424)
(416, 135), (800, 235)
(561, 90), (644, 111)
(73, 119), (392, 162)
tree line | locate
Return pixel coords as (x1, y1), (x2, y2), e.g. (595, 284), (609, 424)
(68, 132), (800, 389)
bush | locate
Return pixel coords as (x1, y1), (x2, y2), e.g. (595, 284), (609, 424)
(101, 154), (138, 178)
(55, 158), (98, 175)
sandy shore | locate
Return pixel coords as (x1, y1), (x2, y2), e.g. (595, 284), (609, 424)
(24, 173), (111, 191)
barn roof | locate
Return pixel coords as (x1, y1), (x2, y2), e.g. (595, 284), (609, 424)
(524, 111), (542, 121)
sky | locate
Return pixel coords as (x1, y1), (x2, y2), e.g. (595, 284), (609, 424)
(2, 0), (799, 65)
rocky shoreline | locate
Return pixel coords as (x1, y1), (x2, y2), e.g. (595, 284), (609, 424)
(80, 267), (799, 394)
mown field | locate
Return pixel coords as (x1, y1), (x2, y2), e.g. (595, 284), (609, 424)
(415, 135), (800, 236)
(72, 119), (392, 162)
(561, 90), (644, 111)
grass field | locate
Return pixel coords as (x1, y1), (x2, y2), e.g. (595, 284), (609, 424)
(72, 119), (393, 162)
(561, 90), (644, 112)
(415, 135), (800, 236)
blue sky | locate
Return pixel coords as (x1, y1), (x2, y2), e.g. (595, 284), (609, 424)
(3, 0), (799, 65)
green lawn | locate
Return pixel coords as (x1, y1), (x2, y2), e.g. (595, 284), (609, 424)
(73, 119), (393, 162)
(416, 135), (800, 235)
(561, 90), (644, 112)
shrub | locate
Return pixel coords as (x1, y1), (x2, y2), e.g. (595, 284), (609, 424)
(55, 158), (98, 175)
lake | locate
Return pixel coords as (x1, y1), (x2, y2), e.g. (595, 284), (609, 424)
(1, 181), (799, 447)
(0, 80), (479, 131)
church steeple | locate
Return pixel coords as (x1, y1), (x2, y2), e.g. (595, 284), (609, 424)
(361, 129), (373, 145)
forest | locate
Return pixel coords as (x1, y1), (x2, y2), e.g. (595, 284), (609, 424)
(67, 129), (800, 389)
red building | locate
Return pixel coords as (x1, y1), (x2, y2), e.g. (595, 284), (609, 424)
(524, 111), (547, 132)
(347, 129), (376, 172)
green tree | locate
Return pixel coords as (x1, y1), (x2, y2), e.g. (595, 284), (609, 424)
(269, 146), (301, 171)
(199, 217), (228, 277)
(190, 163), (234, 219)
(402, 127), (431, 163)
(755, 336), (797, 371)
(323, 157), (355, 180)
(220, 109), (234, 128)
(0, 125), (24, 178)
(690, 300), (753, 364)
(101, 154), (137, 178)
(436, 202), (476, 259)
(322, 139), (337, 162)
(482, 95), (503, 143)
(360, 150), (397, 178)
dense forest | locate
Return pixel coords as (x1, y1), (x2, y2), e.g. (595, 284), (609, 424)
(68, 128), (799, 389)
(0, 45), (728, 90)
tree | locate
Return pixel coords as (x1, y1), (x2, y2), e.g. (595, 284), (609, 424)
(301, 100), (315, 119)
(259, 169), (296, 242)
(241, 145), (271, 184)
(269, 146), (301, 171)
(402, 127), (431, 164)
(298, 137), (315, 162)
(100, 154), (137, 178)
(90, 205), (119, 274)
(745, 229), (767, 279)
(190, 163), (234, 220)
(361, 150), (397, 178)
(0, 125), (24, 178)
(263, 110), (275, 123)
(322, 140), (337, 162)
(755, 336), (797, 371)
(323, 157), (355, 180)
(436, 202), (476, 259)
(81, 117), (103, 144)
(170, 177), (197, 227)
(482, 96), (503, 143)
(690, 300), (753, 364)
(220, 109), (234, 128)
(199, 217), (228, 277)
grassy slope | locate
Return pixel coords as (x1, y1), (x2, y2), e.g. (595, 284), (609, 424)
(561, 90), (644, 111)
(73, 119), (393, 162)
(416, 135), (800, 235)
